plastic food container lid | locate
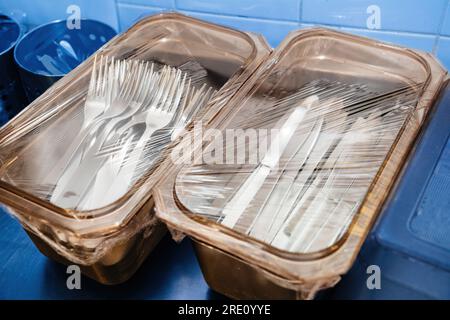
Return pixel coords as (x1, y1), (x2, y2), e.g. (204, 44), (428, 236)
(154, 27), (447, 293)
(0, 13), (270, 266)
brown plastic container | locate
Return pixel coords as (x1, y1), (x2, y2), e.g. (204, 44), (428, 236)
(0, 13), (270, 284)
(154, 28), (447, 299)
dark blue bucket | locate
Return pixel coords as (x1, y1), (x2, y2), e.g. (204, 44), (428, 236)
(0, 14), (26, 123)
(14, 19), (116, 102)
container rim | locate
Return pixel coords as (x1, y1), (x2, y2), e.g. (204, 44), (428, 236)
(124, 11), (261, 65)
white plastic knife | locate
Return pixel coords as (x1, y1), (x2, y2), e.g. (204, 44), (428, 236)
(221, 95), (318, 229)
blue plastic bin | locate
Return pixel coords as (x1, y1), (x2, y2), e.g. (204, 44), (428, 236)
(14, 19), (116, 102)
(328, 81), (450, 300)
(0, 14), (27, 122)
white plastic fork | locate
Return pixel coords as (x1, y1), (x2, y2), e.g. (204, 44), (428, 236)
(50, 58), (159, 207)
(77, 68), (187, 209)
(43, 56), (122, 186)
(44, 57), (151, 186)
(79, 78), (215, 210)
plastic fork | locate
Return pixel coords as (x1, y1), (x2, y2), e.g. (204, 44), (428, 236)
(43, 56), (151, 189)
(79, 78), (215, 210)
(50, 58), (160, 207)
(77, 68), (187, 209)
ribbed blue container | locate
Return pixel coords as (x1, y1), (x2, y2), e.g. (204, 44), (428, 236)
(14, 19), (116, 102)
(0, 14), (27, 123)
(328, 81), (450, 300)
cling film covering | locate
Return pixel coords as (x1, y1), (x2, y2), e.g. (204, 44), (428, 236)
(154, 28), (447, 296)
(174, 79), (423, 254)
(0, 13), (270, 266)
(41, 56), (216, 211)
(0, 13), (446, 291)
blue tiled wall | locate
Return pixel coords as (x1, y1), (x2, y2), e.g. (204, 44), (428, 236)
(1, 0), (450, 69)
(0, 0), (119, 32)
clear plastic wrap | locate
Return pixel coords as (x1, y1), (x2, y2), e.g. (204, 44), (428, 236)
(174, 80), (423, 254)
(0, 13), (270, 284)
(154, 28), (447, 298)
(44, 56), (216, 211)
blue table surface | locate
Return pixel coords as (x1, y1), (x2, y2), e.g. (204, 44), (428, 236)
(0, 208), (226, 300)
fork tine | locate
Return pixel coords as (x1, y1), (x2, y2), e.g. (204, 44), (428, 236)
(112, 58), (122, 101)
(151, 65), (165, 108)
(88, 55), (98, 97)
(102, 56), (110, 98)
(162, 68), (179, 107)
(129, 60), (144, 102)
(138, 60), (151, 100)
(118, 59), (134, 100)
(130, 60), (144, 101)
(168, 69), (181, 111)
(96, 55), (104, 97)
(159, 67), (175, 111)
(107, 56), (116, 106)
(154, 66), (170, 110)
(177, 77), (192, 121)
(170, 72), (186, 114)
(123, 60), (143, 102)
(164, 68), (182, 113)
(134, 60), (148, 103)
(140, 62), (158, 109)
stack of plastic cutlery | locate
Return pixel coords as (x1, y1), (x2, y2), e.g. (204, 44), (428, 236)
(173, 79), (423, 253)
(48, 56), (215, 210)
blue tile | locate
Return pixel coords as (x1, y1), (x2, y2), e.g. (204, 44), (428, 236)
(436, 37), (450, 70)
(176, 0), (300, 21)
(181, 11), (299, 47)
(117, 3), (164, 31)
(118, 0), (175, 8)
(302, 0), (447, 34)
(0, 0), (118, 31)
(441, 3), (450, 36)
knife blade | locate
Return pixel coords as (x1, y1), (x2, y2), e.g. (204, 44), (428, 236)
(221, 96), (318, 229)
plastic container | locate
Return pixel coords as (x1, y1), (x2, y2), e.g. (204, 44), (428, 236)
(14, 19), (116, 102)
(0, 13), (270, 284)
(0, 14), (27, 121)
(154, 28), (447, 299)
(329, 81), (450, 300)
